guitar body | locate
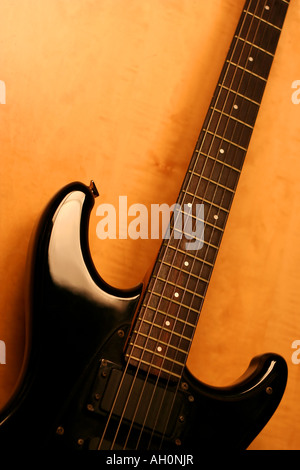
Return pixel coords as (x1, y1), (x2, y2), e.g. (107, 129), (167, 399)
(0, 182), (287, 451)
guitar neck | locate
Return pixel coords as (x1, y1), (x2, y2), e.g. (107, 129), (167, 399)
(126, 0), (290, 381)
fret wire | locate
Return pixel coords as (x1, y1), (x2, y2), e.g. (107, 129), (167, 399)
(125, 355), (182, 380)
(200, 130), (248, 151)
(163, 241), (215, 266)
(195, 150), (242, 173)
(217, 84), (260, 106)
(157, 260), (210, 284)
(131, 333), (189, 355)
(234, 35), (275, 56)
(153, 274), (207, 298)
(143, 304), (196, 327)
(188, 169), (236, 193)
(137, 317), (191, 341)
(182, 189), (230, 213)
(149, 289), (204, 307)
(128, 344), (186, 368)
(180, 208), (224, 233)
(243, 9), (282, 30)
(209, 106), (254, 129)
(171, 225), (218, 250)
(226, 59), (268, 82)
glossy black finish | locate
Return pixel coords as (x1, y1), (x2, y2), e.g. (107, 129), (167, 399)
(0, 182), (287, 451)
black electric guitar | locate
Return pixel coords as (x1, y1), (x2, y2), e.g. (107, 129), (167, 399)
(0, 0), (290, 451)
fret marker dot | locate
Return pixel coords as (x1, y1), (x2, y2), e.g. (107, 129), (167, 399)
(157, 346), (163, 353)
(248, 56), (254, 62)
(184, 261), (189, 267)
(187, 202), (192, 208)
(174, 292), (179, 298)
(214, 214), (219, 220)
(165, 320), (171, 327)
(233, 104), (238, 110)
(219, 148), (225, 154)
(265, 5), (270, 10)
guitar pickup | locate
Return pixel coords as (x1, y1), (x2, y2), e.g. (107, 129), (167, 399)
(88, 359), (185, 438)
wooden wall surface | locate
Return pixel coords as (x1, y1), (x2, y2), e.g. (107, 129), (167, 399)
(0, 0), (300, 450)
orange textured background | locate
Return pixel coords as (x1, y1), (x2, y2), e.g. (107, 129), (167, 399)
(0, 0), (300, 450)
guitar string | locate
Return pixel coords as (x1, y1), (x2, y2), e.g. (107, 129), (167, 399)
(120, 0), (282, 450)
(135, 0), (278, 446)
(106, 0), (272, 450)
(142, 4), (256, 449)
(127, 0), (264, 452)
(145, 0), (271, 450)
(96, 0), (282, 450)
(157, 0), (284, 448)
(148, 0), (285, 450)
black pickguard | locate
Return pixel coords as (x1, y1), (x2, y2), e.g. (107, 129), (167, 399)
(0, 182), (287, 451)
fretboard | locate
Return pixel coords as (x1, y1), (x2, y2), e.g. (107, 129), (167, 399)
(126, 0), (290, 381)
